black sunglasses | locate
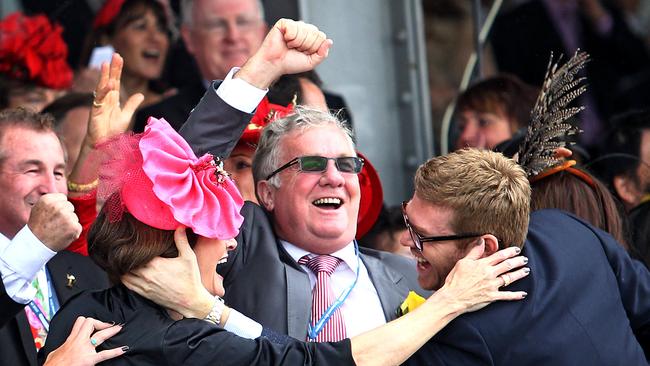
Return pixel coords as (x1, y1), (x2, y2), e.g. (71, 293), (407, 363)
(265, 155), (364, 180)
(401, 201), (483, 252)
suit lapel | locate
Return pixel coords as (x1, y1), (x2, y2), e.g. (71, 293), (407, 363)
(361, 253), (405, 321)
(277, 244), (312, 339)
(16, 312), (37, 366)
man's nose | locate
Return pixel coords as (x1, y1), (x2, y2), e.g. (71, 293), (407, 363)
(320, 159), (345, 186)
(38, 174), (60, 194)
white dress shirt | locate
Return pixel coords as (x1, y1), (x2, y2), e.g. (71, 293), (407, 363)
(215, 69), (387, 336)
(0, 225), (56, 304)
(282, 241), (387, 337)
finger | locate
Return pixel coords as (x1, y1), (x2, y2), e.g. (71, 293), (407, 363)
(304, 31), (326, 54)
(279, 18), (298, 42)
(287, 23), (309, 49)
(492, 255), (528, 276)
(95, 62), (110, 95)
(174, 226), (194, 258)
(316, 39), (333, 58)
(79, 317), (118, 340)
(298, 31), (319, 53)
(91, 324), (123, 347)
(109, 53), (123, 93)
(493, 290), (528, 301)
(501, 267), (530, 286)
(94, 346), (129, 363)
(482, 246), (522, 266)
(68, 316), (87, 339)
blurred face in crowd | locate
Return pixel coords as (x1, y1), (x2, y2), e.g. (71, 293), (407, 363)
(110, 7), (169, 81)
(0, 127), (66, 237)
(261, 125), (361, 254)
(224, 143), (257, 203)
(6, 86), (63, 113)
(619, 129), (650, 209)
(182, 0), (266, 80)
(455, 109), (513, 150)
(55, 106), (91, 174)
(400, 196), (468, 291)
(193, 236), (237, 296)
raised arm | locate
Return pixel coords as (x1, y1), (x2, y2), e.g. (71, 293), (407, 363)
(179, 19), (332, 158)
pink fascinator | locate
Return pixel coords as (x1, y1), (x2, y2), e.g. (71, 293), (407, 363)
(97, 117), (244, 239)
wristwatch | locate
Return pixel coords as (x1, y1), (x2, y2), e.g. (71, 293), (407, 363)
(203, 296), (225, 326)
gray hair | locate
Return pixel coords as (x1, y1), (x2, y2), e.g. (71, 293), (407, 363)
(252, 105), (355, 188)
(181, 0), (266, 26)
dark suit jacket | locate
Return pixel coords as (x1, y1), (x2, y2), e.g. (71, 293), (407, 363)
(41, 285), (354, 366)
(179, 82), (422, 339)
(132, 81), (206, 133)
(0, 272), (26, 328)
(406, 209), (650, 365)
(0, 251), (109, 366)
(490, 0), (650, 120)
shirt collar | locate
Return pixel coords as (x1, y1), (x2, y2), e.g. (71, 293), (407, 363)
(281, 240), (358, 271)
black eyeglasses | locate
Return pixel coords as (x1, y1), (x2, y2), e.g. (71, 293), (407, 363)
(265, 155), (364, 180)
(401, 201), (483, 252)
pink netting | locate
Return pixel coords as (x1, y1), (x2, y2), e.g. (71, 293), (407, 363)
(94, 117), (244, 239)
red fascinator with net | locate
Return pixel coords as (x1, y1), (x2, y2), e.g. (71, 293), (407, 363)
(240, 96), (294, 145)
(0, 12), (73, 89)
(98, 117), (244, 239)
(93, 0), (126, 29)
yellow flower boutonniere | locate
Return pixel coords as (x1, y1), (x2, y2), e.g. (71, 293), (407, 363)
(398, 291), (426, 317)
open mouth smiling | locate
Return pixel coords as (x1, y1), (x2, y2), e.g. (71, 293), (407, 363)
(312, 197), (343, 209)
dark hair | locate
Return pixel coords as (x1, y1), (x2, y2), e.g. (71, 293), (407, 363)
(457, 74), (539, 131)
(592, 109), (650, 197)
(629, 201), (650, 268)
(81, 0), (170, 67)
(531, 169), (629, 248)
(42, 93), (93, 124)
(88, 194), (196, 284)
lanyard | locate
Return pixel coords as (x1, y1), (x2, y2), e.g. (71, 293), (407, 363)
(307, 241), (360, 341)
(28, 269), (59, 332)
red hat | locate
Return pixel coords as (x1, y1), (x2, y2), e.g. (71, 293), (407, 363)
(0, 13), (73, 89)
(239, 96), (294, 145)
(356, 151), (383, 239)
(97, 117), (244, 239)
(93, 0), (126, 30)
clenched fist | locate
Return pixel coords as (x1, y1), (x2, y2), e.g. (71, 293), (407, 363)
(28, 193), (82, 252)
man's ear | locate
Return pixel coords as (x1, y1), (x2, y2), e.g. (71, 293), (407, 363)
(613, 175), (640, 208)
(481, 234), (500, 258)
(256, 180), (275, 211)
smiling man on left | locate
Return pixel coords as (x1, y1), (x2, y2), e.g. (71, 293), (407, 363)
(0, 108), (109, 366)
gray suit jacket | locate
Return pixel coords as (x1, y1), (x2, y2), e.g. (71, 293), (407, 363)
(179, 82), (423, 339)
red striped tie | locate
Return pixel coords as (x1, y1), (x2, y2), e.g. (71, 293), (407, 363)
(299, 255), (347, 342)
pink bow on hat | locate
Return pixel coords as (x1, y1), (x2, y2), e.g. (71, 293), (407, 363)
(98, 117), (244, 240)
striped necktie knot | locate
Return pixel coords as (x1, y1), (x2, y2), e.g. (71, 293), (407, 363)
(299, 255), (341, 276)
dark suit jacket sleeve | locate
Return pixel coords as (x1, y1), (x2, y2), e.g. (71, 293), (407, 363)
(178, 81), (253, 158)
(577, 216), (650, 348)
(405, 318), (493, 366)
(163, 319), (354, 366)
(0, 273), (26, 328)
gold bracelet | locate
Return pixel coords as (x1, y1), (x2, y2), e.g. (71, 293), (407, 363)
(67, 179), (98, 192)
